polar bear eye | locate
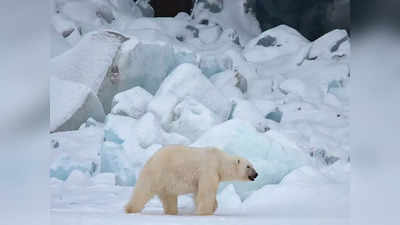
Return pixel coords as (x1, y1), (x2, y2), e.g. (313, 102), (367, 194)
(246, 165), (250, 169)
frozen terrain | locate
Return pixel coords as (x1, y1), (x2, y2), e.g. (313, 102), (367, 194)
(51, 0), (350, 224)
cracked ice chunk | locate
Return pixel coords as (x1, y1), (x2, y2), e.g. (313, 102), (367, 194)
(169, 97), (220, 141)
(147, 93), (179, 128)
(117, 34), (197, 95)
(193, 119), (308, 199)
(209, 70), (247, 99)
(100, 141), (136, 186)
(111, 86), (152, 119)
(199, 25), (223, 44)
(50, 126), (104, 180)
(265, 107), (283, 123)
(309, 29), (350, 59)
(230, 99), (270, 132)
(118, 41), (177, 95)
(192, 0), (261, 43)
(161, 131), (191, 146)
(104, 114), (137, 144)
(157, 63), (231, 121)
(133, 113), (163, 148)
(244, 25), (310, 62)
(51, 31), (128, 113)
(50, 77), (105, 132)
(279, 78), (306, 97)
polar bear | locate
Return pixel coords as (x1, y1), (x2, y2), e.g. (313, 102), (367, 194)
(125, 145), (258, 215)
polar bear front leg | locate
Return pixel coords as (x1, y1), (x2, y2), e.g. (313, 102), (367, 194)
(195, 174), (219, 215)
(159, 193), (178, 215)
(125, 178), (154, 214)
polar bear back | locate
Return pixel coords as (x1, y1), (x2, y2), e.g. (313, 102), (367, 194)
(139, 145), (221, 195)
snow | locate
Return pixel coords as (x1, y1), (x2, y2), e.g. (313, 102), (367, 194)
(242, 182), (348, 218)
(50, 77), (105, 132)
(51, 168), (348, 224)
(241, 164), (349, 218)
(111, 86), (153, 119)
(64, 170), (90, 187)
(90, 173), (116, 187)
(215, 184), (242, 213)
(157, 63), (232, 121)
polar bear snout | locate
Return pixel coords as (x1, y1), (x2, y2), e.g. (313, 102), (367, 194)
(248, 169), (258, 181)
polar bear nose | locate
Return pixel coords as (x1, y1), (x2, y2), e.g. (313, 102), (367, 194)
(248, 169), (258, 181)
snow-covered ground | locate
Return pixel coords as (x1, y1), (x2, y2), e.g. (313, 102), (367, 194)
(50, 0), (350, 224)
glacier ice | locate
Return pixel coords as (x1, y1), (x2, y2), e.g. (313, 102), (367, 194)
(246, 78), (273, 99)
(193, 119), (309, 199)
(209, 70), (247, 99)
(117, 41), (179, 95)
(50, 126), (104, 180)
(111, 86), (152, 119)
(265, 107), (283, 123)
(157, 63), (232, 121)
(54, 0), (146, 35)
(243, 25), (310, 62)
(169, 97), (220, 141)
(161, 131), (191, 146)
(104, 114), (137, 144)
(116, 28), (198, 95)
(51, 30), (128, 114)
(192, 0), (261, 44)
(147, 93), (180, 128)
(100, 141), (136, 186)
(199, 25), (223, 44)
(132, 113), (163, 148)
(279, 78), (307, 97)
(50, 77), (105, 132)
(309, 29), (350, 60)
(230, 99), (270, 132)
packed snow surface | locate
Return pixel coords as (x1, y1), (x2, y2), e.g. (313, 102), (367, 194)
(51, 1), (350, 224)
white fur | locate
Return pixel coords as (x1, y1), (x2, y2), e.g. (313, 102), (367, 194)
(125, 145), (256, 215)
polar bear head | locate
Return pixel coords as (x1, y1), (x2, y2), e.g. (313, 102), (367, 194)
(234, 157), (258, 181)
